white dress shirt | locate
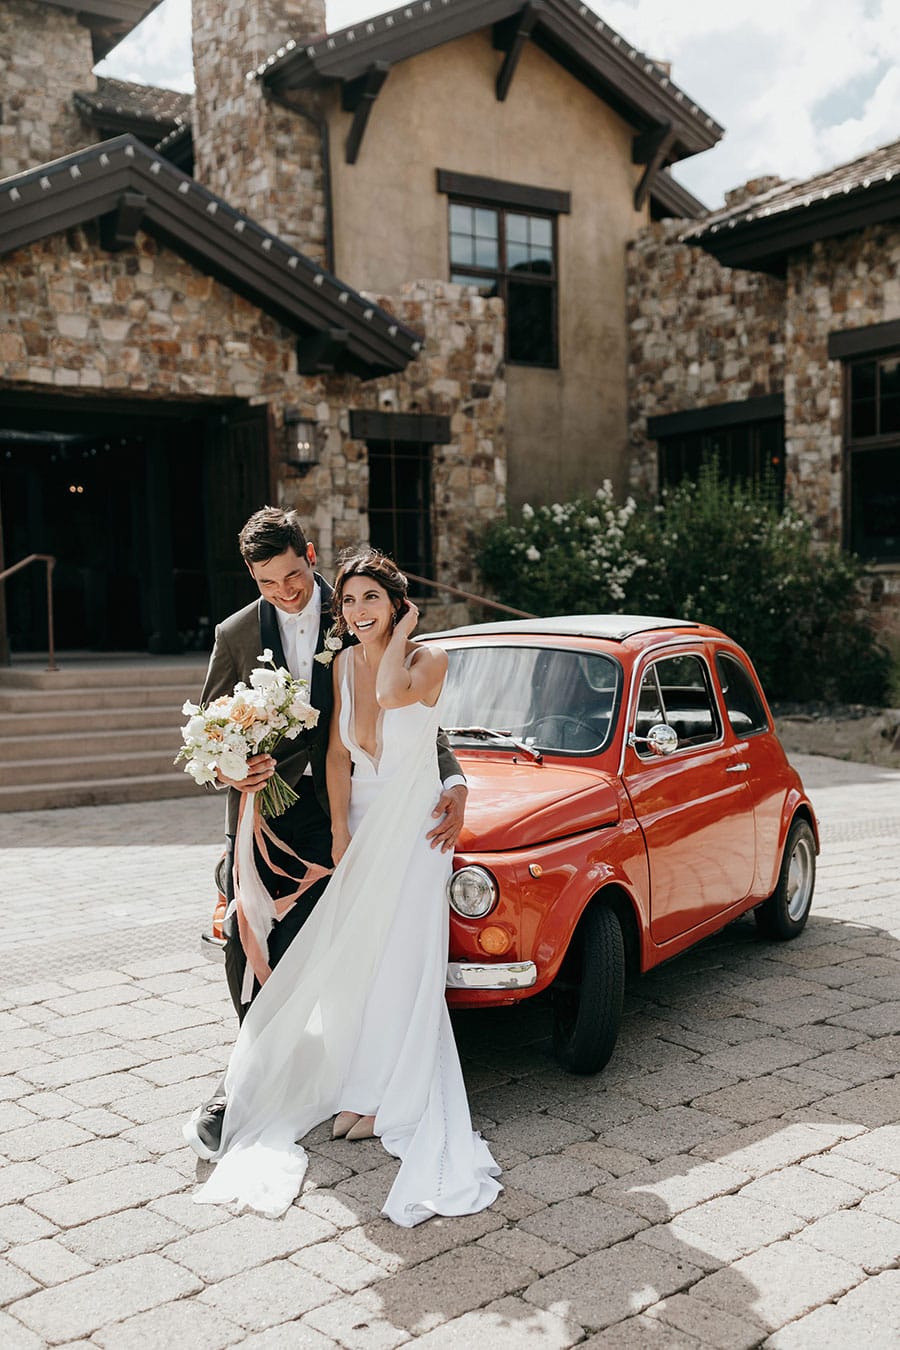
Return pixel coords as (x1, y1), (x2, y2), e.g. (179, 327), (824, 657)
(276, 586), (322, 776)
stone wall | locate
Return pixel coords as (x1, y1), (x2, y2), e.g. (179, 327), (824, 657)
(626, 219), (786, 495)
(191, 0), (329, 265)
(0, 0), (96, 179)
(0, 232), (505, 625)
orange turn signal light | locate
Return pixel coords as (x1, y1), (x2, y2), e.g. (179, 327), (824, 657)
(528, 863), (543, 878)
(477, 926), (512, 955)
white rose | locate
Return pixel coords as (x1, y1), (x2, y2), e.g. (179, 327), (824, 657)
(185, 715), (207, 740)
(182, 700), (200, 716)
(218, 749), (250, 780)
(249, 667), (279, 690)
(325, 633), (343, 652)
(186, 759), (217, 786)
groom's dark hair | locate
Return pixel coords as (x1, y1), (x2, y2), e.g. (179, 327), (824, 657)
(239, 507), (309, 563)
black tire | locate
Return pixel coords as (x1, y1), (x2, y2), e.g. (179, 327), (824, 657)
(754, 817), (816, 940)
(551, 904), (625, 1074)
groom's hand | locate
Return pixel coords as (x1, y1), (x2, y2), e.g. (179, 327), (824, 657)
(427, 784), (467, 853)
(216, 754), (276, 793)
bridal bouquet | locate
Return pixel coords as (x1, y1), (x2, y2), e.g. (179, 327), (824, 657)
(176, 649), (320, 818)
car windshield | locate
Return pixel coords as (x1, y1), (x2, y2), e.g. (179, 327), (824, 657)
(442, 644), (621, 755)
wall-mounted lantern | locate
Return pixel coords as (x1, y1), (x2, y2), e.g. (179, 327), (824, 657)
(282, 408), (322, 473)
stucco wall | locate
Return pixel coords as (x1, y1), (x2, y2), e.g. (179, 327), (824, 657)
(626, 220), (786, 496)
(0, 0), (96, 179)
(327, 29), (649, 509)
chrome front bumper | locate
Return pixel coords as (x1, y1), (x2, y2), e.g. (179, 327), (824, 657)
(202, 933), (537, 993)
(445, 960), (537, 991)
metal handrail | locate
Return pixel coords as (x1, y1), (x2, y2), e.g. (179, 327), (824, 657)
(403, 570), (536, 619)
(0, 554), (58, 671)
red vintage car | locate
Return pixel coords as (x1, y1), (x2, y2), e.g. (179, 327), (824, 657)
(205, 615), (817, 1075)
(436, 615), (817, 1073)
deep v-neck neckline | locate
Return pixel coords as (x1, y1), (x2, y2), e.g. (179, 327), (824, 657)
(349, 649), (384, 772)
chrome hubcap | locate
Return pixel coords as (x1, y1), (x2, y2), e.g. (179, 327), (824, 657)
(786, 834), (815, 921)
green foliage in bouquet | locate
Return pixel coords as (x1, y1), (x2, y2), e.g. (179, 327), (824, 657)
(477, 464), (891, 705)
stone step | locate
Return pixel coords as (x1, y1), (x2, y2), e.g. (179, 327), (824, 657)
(0, 748), (185, 788)
(0, 727), (178, 763)
(0, 661), (207, 691)
(0, 704), (185, 739)
(0, 684), (197, 715)
(0, 772), (201, 813)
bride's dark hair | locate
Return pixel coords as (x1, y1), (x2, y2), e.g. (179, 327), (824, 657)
(331, 547), (409, 635)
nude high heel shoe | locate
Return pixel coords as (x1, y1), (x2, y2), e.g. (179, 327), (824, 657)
(332, 1111), (361, 1139)
(345, 1114), (376, 1141)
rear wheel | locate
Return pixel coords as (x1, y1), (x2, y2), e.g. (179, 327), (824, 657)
(551, 904), (625, 1074)
(754, 818), (816, 940)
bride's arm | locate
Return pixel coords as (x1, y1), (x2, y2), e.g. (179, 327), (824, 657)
(376, 603), (447, 709)
(326, 655), (353, 863)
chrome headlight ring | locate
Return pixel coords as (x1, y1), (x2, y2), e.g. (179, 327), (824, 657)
(448, 865), (498, 919)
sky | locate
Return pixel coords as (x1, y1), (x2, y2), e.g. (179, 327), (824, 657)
(96, 0), (900, 208)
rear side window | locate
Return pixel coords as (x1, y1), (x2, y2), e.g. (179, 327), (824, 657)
(634, 653), (721, 755)
(716, 652), (769, 735)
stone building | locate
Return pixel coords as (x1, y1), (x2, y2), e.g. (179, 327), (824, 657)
(627, 139), (900, 628)
(0, 0), (719, 657)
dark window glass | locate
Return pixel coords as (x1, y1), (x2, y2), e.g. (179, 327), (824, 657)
(657, 418), (785, 505)
(447, 198), (557, 367)
(715, 653), (769, 735)
(366, 438), (432, 586)
(845, 352), (900, 560)
(634, 654), (720, 756)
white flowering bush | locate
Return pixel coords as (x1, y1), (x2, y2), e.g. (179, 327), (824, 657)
(478, 482), (650, 615)
(478, 464), (891, 704)
(175, 649), (320, 816)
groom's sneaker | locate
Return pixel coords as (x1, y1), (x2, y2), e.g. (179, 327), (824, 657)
(183, 1096), (226, 1159)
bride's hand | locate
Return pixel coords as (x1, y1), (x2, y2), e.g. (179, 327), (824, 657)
(331, 826), (352, 865)
(393, 601), (419, 639)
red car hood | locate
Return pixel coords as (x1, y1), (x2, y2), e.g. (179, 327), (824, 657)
(456, 754), (620, 851)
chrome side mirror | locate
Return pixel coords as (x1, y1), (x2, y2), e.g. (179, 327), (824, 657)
(628, 722), (679, 756)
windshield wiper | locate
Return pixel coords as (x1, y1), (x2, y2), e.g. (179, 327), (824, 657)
(445, 726), (543, 765)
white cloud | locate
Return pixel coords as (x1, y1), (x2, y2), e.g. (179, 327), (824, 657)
(98, 0), (900, 207)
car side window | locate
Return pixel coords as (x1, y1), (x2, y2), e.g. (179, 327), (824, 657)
(634, 653), (721, 757)
(716, 652), (769, 735)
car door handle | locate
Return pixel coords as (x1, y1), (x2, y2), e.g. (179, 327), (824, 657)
(726, 762), (749, 772)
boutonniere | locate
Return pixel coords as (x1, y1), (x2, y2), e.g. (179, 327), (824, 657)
(314, 623), (344, 666)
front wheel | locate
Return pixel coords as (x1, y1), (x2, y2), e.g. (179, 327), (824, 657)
(551, 904), (625, 1074)
(754, 817), (816, 940)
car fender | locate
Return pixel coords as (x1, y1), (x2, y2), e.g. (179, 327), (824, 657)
(762, 788), (820, 897)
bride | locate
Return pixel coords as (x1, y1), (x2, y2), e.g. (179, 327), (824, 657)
(186, 548), (501, 1226)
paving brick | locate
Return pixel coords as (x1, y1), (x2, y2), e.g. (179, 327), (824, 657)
(803, 1151), (898, 1193)
(0, 1077), (30, 1103)
(476, 1226), (576, 1275)
(148, 1191), (233, 1233)
(486, 1112), (591, 1159)
(6, 1239), (93, 1286)
(109, 1076), (221, 1125)
(228, 1326), (336, 1350)
(131, 1052), (224, 1088)
(60, 1208), (185, 1263)
(199, 1259), (339, 1332)
(0, 1309), (45, 1349)
(412, 1294), (583, 1348)
(594, 1155), (749, 1221)
(830, 1001), (900, 1036)
(339, 1208), (505, 1274)
(57, 969), (134, 994)
(291, 1237), (389, 1293)
(794, 1208), (900, 1273)
(0, 1119), (92, 1162)
(164, 1208), (336, 1281)
(502, 1154), (609, 1204)
(636, 1193), (802, 1267)
(623, 1063), (739, 1110)
(0, 1104), (37, 1133)
(580, 1312), (705, 1347)
(859, 1180), (900, 1221)
(300, 1288), (411, 1349)
(519, 1195), (646, 1255)
(0, 1258), (39, 1306)
(601, 1107), (734, 1163)
(523, 1239), (706, 1332)
(832, 1122), (900, 1173)
(0, 1162), (63, 1206)
(67, 1107), (134, 1137)
(563, 1141), (647, 1176)
(92, 1299), (244, 1350)
(43, 985), (143, 1016)
(645, 1293), (767, 1349)
(4, 983), (72, 1005)
(689, 1237), (863, 1331)
(0, 1205), (57, 1251)
(691, 1119), (852, 1176)
(691, 1075), (822, 1124)
(18, 1049), (143, 1092)
(27, 1162), (187, 1227)
(41, 1137), (150, 1181)
(16, 1092), (78, 1121)
(814, 1077), (900, 1127)
(9, 1253), (201, 1343)
(700, 1037), (815, 1078)
(739, 1163), (863, 1219)
(766, 1270), (900, 1348)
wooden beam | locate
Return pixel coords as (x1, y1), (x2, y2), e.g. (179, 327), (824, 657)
(99, 189), (147, 251)
(633, 123), (674, 210)
(493, 3), (543, 102)
(296, 327), (350, 374)
(342, 62), (390, 165)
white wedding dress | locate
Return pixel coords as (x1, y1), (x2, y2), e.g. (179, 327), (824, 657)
(191, 651), (501, 1226)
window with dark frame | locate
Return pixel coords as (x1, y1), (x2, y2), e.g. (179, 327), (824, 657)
(657, 419), (786, 505)
(365, 437), (433, 589)
(845, 352), (900, 561)
(448, 200), (558, 367)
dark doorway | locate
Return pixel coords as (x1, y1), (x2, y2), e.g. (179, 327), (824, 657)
(0, 394), (270, 655)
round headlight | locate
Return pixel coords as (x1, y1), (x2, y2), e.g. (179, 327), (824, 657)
(448, 865), (498, 918)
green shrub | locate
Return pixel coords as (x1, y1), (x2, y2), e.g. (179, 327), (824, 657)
(477, 465), (891, 705)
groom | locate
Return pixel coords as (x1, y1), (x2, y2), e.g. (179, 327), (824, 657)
(188, 506), (467, 1155)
